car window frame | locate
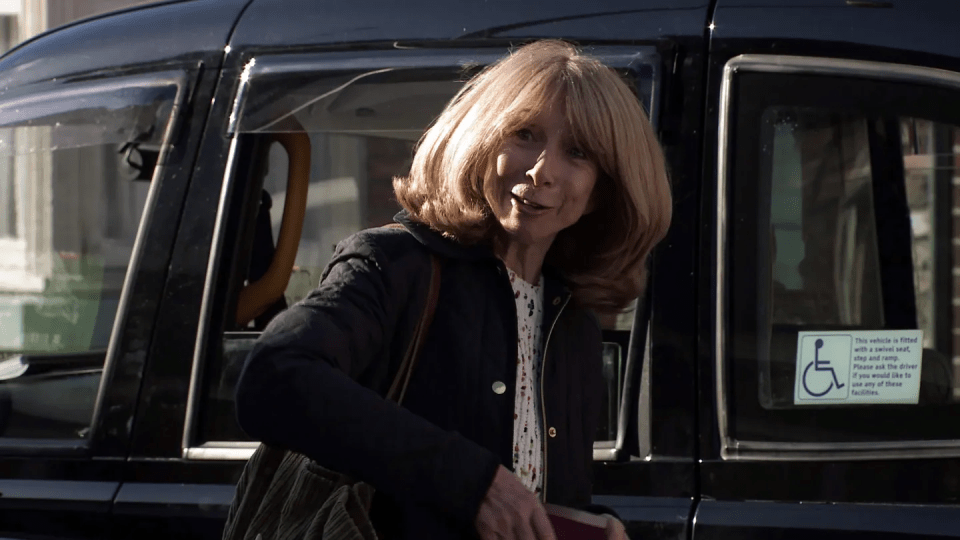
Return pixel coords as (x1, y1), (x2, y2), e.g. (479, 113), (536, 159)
(182, 45), (663, 462)
(716, 54), (960, 461)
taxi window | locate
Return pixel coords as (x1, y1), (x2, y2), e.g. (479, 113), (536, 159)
(724, 69), (960, 449)
(231, 50), (656, 320)
(190, 48), (660, 453)
(0, 75), (180, 441)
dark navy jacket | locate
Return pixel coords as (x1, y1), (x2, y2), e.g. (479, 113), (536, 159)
(235, 212), (605, 539)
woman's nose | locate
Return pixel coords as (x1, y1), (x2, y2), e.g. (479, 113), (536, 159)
(526, 147), (559, 187)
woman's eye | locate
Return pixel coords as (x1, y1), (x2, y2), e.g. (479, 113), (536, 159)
(568, 147), (587, 159)
(514, 128), (534, 141)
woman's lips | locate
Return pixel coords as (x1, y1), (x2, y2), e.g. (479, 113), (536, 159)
(511, 193), (551, 214)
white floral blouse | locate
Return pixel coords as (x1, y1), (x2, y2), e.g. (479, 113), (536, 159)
(507, 268), (545, 499)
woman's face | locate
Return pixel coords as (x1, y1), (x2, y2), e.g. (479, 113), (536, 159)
(489, 101), (600, 254)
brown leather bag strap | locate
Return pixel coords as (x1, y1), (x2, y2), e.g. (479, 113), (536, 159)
(383, 225), (441, 405)
(385, 254), (440, 404)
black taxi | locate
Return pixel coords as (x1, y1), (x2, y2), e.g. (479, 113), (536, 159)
(1, 0), (959, 538)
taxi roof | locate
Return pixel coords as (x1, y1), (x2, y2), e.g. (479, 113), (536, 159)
(3, 0), (960, 94)
(0, 0), (249, 90)
(712, 0), (960, 70)
(227, 0), (710, 50)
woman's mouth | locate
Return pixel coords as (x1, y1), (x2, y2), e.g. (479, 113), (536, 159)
(511, 193), (550, 211)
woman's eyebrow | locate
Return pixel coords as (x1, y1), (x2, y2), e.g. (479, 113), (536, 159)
(560, 129), (583, 144)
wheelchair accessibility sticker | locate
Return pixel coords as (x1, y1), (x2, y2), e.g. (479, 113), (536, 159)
(794, 330), (923, 405)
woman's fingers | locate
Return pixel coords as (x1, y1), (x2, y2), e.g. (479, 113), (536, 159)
(511, 501), (554, 540)
(603, 514), (629, 540)
(476, 466), (556, 540)
(530, 502), (557, 540)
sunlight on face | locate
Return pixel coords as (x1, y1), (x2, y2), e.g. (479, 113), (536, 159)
(489, 100), (599, 254)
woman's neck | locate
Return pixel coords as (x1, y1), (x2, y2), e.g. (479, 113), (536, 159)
(495, 239), (548, 285)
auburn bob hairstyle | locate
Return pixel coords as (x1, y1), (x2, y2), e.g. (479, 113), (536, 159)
(394, 40), (672, 313)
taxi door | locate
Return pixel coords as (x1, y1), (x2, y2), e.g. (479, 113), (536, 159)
(696, 1), (960, 538)
(165, 2), (710, 539)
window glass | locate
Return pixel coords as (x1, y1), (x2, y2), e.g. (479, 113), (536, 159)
(902, 119), (945, 352)
(197, 52), (659, 447)
(759, 111), (958, 409)
(236, 58), (656, 314)
(0, 77), (179, 440)
(768, 109), (884, 326)
(761, 108), (886, 408)
(260, 129), (422, 306)
(728, 73), (960, 445)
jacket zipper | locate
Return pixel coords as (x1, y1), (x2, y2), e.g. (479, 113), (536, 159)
(539, 293), (570, 503)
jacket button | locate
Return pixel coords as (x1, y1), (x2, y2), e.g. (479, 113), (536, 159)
(552, 297), (561, 306)
(548, 427), (557, 438)
(492, 381), (506, 394)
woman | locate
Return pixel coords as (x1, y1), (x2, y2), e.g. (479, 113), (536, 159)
(235, 40), (672, 540)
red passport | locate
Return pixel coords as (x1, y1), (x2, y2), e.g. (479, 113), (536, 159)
(544, 504), (608, 540)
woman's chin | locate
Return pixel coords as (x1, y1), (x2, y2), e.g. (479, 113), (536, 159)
(496, 223), (556, 251)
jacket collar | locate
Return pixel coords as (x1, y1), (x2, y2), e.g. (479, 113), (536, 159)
(393, 210), (572, 300)
(393, 210), (494, 261)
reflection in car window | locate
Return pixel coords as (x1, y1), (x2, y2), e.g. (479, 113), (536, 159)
(767, 109), (884, 328)
(0, 77), (179, 440)
(761, 109), (886, 408)
(755, 108), (959, 411)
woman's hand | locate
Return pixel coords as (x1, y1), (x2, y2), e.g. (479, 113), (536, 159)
(603, 514), (629, 540)
(475, 466), (556, 540)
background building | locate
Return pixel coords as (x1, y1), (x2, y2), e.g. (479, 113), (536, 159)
(1, 0), (155, 55)
(0, 0), (157, 356)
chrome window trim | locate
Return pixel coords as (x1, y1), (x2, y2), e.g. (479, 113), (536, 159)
(593, 317), (653, 462)
(0, 439), (89, 455)
(716, 56), (734, 460)
(593, 442), (618, 461)
(637, 317), (652, 459)
(183, 441), (258, 461)
(731, 438), (960, 461)
(593, 321), (649, 462)
(717, 54), (960, 461)
(0, 72), (187, 447)
(186, 47), (661, 458)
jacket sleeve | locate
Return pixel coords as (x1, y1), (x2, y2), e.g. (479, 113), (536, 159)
(234, 232), (500, 527)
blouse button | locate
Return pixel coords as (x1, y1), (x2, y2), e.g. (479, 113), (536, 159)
(492, 381), (506, 395)
(552, 297), (561, 306)
(548, 427), (557, 438)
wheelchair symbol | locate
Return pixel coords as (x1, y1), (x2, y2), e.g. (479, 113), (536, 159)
(802, 338), (847, 397)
